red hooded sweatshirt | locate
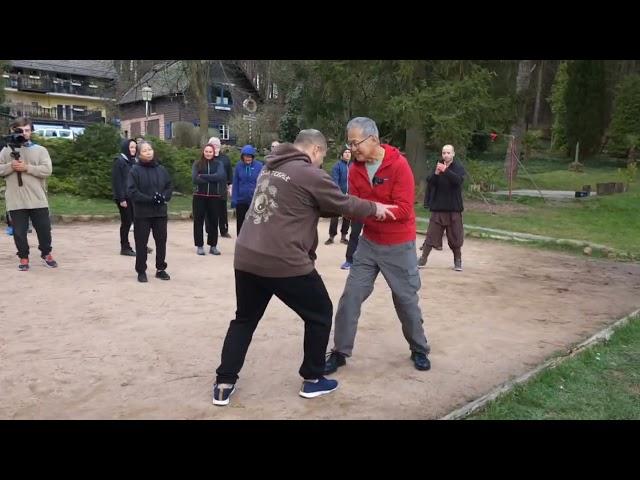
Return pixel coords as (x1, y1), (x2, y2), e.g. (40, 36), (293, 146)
(348, 144), (416, 245)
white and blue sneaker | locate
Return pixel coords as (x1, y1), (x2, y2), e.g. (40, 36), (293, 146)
(299, 376), (338, 399)
(212, 383), (236, 406)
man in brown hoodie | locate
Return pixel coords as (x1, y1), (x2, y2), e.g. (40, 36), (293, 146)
(213, 129), (397, 406)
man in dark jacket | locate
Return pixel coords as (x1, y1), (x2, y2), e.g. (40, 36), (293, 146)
(127, 141), (173, 283)
(208, 136), (233, 238)
(325, 148), (351, 245)
(212, 129), (397, 407)
(112, 138), (138, 256)
(419, 144), (466, 271)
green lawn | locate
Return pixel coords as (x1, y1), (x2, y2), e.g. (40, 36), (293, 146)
(0, 193), (195, 216)
(417, 187), (640, 256)
(513, 163), (630, 191)
(469, 316), (640, 420)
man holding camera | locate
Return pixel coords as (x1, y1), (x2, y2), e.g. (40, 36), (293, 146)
(324, 117), (431, 375)
(0, 117), (57, 271)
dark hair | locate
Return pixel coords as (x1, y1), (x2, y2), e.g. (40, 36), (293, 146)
(198, 143), (216, 170)
(10, 117), (34, 132)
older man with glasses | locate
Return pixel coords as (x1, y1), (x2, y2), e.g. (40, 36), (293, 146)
(325, 117), (432, 375)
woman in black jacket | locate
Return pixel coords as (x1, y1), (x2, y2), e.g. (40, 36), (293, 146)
(112, 138), (137, 256)
(192, 143), (226, 255)
(127, 141), (173, 283)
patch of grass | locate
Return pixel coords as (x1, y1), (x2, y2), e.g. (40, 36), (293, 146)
(416, 171), (639, 255)
(468, 316), (640, 420)
(514, 167), (630, 191)
(0, 193), (196, 217)
(468, 150), (629, 191)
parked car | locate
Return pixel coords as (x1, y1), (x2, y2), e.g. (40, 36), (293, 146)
(34, 128), (75, 140)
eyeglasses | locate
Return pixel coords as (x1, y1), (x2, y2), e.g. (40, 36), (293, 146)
(347, 135), (372, 150)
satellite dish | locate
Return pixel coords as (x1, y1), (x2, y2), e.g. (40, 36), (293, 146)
(243, 97), (257, 113)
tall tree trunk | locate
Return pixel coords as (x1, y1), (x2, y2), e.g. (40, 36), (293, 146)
(532, 60), (544, 127)
(401, 61), (429, 190)
(185, 60), (210, 146)
(504, 60), (534, 181)
(405, 125), (428, 198)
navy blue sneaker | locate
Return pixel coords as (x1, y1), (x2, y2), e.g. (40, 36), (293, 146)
(212, 383), (236, 406)
(41, 254), (58, 268)
(340, 261), (351, 270)
(299, 376), (338, 399)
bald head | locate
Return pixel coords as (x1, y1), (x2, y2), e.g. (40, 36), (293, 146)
(294, 129), (327, 167)
(441, 144), (455, 165)
(294, 129), (327, 150)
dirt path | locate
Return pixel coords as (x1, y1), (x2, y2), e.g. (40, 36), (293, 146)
(1, 219), (638, 419)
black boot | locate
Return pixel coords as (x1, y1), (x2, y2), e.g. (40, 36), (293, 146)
(453, 248), (462, 271)
(120, 246), (136, 256)
(418, 244), (432, 267)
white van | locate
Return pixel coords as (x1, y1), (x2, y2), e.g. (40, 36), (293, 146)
(34, 128), (75, 140)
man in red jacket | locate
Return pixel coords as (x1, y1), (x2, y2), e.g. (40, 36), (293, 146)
(325, 117), (431, 374)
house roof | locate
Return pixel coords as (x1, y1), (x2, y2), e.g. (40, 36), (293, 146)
(118, 61), (187, 105)
(10, 60), (117, 80)
(117, 60), (260, 105)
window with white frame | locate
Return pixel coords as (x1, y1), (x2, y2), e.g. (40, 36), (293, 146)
(212, 85), (232, 106)
(219, 124), (230, 141)
(268, 82), (279, 100)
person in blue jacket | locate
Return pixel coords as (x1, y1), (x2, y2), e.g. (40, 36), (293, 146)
(324, 148), (351, 245)
(231, 145), (263, 234)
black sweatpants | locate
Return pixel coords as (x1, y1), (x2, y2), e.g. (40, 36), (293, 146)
(134, 216), (168, 273)
(235, 203), (250, 235)
(193, 195), (219, 247)
(345, 221), (363, 263)
(217, 197), (229, 235)
(115, 200), (134, 249)
(10, 208), (52, 259)
(216, 269), (333, 384)
(329, 216), (351, 238)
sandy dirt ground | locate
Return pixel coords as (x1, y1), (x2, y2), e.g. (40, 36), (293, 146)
(1, 219), (638, 419)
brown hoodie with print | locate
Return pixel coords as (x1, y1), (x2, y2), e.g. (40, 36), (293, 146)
(234, 143), (377, 278)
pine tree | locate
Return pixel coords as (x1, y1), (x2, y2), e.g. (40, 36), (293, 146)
(565, 60), (606, 159)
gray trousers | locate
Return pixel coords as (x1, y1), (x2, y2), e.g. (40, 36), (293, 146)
(332, 236), (430, 357)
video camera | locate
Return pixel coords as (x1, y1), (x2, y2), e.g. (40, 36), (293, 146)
(2, 127), (28, 186)
(2, 127), (28, 149)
